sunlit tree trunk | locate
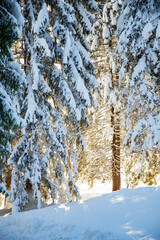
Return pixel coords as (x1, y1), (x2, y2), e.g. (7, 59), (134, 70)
(111, 106), (121, 191)
(66, 140), (71, 170)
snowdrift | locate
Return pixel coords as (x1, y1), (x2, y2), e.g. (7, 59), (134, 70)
(0, 187), (160, 240)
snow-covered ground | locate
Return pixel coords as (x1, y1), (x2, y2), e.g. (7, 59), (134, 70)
(77, 180), (113, 201)
(0, 183), (160, 240)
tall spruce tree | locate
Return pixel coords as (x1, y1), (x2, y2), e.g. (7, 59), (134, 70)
(0, 0), (25, 195)
(102, 0), (122, 191)
(8, 0), (99, 212)
(115, 0), (160, 152)
(78, 0), (123, 190)
(77, 0), (160, 190)
(114, 0), (160, 187)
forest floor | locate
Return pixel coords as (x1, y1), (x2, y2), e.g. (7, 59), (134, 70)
(0, 181), (160, 240)
(0, 181), (113, 217)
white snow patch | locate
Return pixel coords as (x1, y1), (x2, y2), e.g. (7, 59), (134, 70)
(0, 186), (160, 240)
(156, 20), (160, 38)
(34, 3), (49, 34)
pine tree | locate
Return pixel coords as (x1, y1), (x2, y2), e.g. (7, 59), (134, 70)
(78, 0), (123, 191)
(0, 0), (25, 196)
(115, 0), (160, 153)
(102, 0), (122, 191)
(8, 0), (99, 212)
(114, 0), (160, 183)
(108, 0), (160, 187)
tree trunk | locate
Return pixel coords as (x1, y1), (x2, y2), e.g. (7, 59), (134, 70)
(66, 140), (71, 169)
(90, 178), (94, 188)
(111, 106), (121, 191)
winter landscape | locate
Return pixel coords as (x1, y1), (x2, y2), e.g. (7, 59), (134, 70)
(0, 183), (160, 240)
(0, 0), (160, 239)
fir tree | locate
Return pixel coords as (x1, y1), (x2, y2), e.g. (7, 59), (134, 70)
(102, 0), (122, 191)
(114, 0), (160, 186)
(0, 0), (25, 195)
(115, 0), (160, 153)
(79, 0), (123, 191)
(8, 0), (99, 212)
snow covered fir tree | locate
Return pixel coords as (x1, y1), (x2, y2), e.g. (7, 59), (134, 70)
(0, 0), (25, 197)
(115, 0), (160, 186)
(79, 0), (160, 189)
(1, 0), (100, 212)
(0, 0), (160, 214)
(78, 0), (123, 190)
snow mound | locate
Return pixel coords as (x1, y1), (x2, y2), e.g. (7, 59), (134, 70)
(0, 187), (160, 240)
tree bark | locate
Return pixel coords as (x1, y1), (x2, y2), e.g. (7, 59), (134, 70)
(66, 140), (71, 170)
(90, 178), (94, 188)
(111, 106), (121, 191)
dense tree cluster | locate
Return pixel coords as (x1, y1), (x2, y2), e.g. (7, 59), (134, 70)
(0, 0), (160, 212)
(79, 0), (160, 189)
(78, 106), (112, 186)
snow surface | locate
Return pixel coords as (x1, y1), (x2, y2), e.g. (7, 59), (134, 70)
(0, 185), (160, 240)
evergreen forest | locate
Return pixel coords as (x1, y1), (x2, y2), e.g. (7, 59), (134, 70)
(0, 0), (160, 215)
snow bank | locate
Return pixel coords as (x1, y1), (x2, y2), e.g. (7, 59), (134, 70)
(0, 187), (160, 240)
